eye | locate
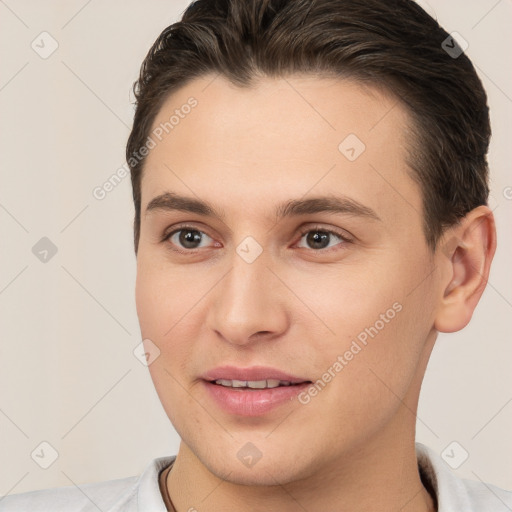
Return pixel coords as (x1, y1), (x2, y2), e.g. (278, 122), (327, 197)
(162, 224), (352, 254)
(163, 225), (215, 252)
(296, 226), (352, 251)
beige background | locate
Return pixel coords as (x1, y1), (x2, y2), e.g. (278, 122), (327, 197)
(0, 0), (511, 496)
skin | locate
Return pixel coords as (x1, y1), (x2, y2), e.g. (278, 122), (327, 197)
(135, 74), (496, 512)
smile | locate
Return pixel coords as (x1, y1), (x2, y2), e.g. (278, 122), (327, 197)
(212, 379), (298, 389)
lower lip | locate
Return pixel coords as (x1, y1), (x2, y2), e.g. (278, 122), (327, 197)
(203, 380), (311, 416)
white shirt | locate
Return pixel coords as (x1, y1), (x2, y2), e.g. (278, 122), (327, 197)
(1, 443), (511, 511)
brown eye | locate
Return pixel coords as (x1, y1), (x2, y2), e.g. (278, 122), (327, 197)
(305, 231), (331, 249)
(178, 229), (203, 249)
(165, 227), (214, 251)
(296, 227), (351, 251)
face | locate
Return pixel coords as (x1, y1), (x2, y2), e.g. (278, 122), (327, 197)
(135, 75), (443, 485)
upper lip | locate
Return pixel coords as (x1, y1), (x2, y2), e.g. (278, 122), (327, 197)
(202, 365), (310, 384)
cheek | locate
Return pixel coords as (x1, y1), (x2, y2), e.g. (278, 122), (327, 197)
(283, 256), (405, 347)
(290, 251), (436, 401)
(135, 253), (219, 399)
(135, 261), (202, 429)
(135, 252), (203, 339)
(135, 256), (191, 381)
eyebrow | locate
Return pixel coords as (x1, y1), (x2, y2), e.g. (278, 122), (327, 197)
(145, 192), (381, 222)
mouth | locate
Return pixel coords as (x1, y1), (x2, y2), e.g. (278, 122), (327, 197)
(201, 366), (313, 416)
(210, 378), (310, 389)
(202, 365), (310, 384)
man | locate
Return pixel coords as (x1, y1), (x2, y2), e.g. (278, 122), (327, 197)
(1, 0), (511, 510)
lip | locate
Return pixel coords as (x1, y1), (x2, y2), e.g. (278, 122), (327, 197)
(202, 365), (308, 383)
(201, 365), (311, 417)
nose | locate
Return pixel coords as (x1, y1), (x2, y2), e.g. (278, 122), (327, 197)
(206, 250), (289, 347)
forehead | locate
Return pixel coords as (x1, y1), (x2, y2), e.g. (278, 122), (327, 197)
(141, 74), (422, 226)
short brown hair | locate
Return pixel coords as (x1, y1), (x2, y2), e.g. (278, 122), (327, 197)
(126, 0), (490, 253)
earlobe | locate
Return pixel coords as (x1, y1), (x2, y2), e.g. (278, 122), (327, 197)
(434, 206), (496, 333)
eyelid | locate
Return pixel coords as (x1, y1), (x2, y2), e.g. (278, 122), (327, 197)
(295, 224), (355, 244)
(160, 225), (215, 257)
(162, 222), (354, 253)
(162, 222), (214, 240)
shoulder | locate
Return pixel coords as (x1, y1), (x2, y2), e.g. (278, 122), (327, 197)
(0, 456), (175, 512)
(0, 475), (138, 512)
(416, 442), (512, 511)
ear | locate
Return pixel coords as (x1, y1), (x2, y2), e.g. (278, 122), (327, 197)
(434, 205), (497, 333)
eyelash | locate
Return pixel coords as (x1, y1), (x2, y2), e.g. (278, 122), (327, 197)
(162, 224), (353, 255)
(296, 225), (353, 250)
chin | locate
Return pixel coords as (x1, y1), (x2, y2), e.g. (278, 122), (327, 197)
(206, 456), (300, 487)
(190, 439), (318, 488)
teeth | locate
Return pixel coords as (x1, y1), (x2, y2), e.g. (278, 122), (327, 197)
(214, 379), (295, 389)
(247, 380), (267, 389)
(216, 379), (234, 387)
